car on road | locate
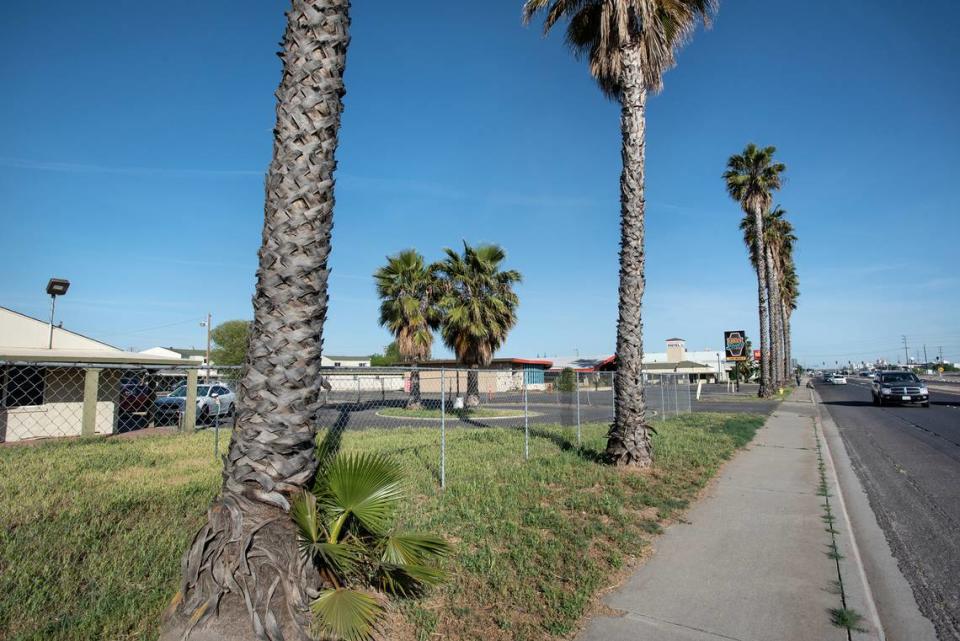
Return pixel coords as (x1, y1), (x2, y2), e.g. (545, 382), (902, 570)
(154, 383), (236, 426)
(826, 373), (847, 385)
(871, 371), (929, 407)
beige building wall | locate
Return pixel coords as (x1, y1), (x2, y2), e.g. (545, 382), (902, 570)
(666, 339), (686, 363)
(0, 307), (122, 352)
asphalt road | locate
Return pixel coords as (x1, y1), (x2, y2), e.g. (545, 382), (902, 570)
(814, 377), (960, 640)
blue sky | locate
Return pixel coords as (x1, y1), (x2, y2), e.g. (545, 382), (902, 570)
(2, 0), (958, 367)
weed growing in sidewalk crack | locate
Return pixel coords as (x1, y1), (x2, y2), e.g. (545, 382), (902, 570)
(830, 607), (867, 632)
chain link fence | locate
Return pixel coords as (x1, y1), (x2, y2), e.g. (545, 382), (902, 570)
(2, 361), (696, 484)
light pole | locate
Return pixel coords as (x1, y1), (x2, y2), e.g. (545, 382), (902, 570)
(200, 313), (212, 383)
(45, 278), (70, 349)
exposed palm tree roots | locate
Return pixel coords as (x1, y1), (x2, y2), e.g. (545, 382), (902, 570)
(606, 422), (653, 467)
(160, 493), (321, 641)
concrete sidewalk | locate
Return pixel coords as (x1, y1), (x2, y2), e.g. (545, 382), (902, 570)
(577, 386), (869, 641)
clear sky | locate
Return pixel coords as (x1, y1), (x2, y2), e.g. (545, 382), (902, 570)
(2, 0), (958, 367)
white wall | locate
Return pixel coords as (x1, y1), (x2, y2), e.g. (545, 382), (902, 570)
(0, 307), (121, 352)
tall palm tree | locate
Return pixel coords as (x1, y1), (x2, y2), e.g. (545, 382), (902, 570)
(523, 0), (717, 466)
(741, 205), (798, 388)
(724, 144), (785, 398)
(374, 250), (441, 409)
(434, 242), (521, 407)
(780, 260), (799, 379)
(160, 2), (349, 639)
(765, 207), (798, 380)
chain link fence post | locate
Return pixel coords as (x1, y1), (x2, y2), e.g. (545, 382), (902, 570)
(575, 371), (581, 447)
(660, 375), (666, 421)
(523, 372), (529, 461)
(440, 367), (446, 489)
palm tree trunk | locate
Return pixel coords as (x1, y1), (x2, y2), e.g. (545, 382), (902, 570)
(606, 44), (653, 467)
(160, 3), (349, 639)
(783, 306), (793, 383)
(766, 246), (784, 391)
(752, 206), (772, 398)
(466, 365), (480, 407)
(407, 365), (422, 410)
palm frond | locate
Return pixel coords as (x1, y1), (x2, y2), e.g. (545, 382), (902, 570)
(321, 453), (405, 538)
(311, 588), (383, 641)
(378, 563), (447, 597)
(380, 532), (452, 566)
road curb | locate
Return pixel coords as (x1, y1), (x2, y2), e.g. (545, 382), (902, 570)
(811, 387), (885, 640)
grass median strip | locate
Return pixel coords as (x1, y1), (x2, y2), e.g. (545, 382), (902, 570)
(0, 412), (763, 641)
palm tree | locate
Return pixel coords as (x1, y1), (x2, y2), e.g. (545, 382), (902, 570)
(374, 250), (441, 409)
(780, 260), (799, 379)
(160, 2), (350, 639)
(523, 0), (717, 467)
(724, 144), (785, 398)
(738, 211), (781, 389)
(739, 205), (797, 390)
(765, 207), (798, 381)
(434, 242), (521, 407)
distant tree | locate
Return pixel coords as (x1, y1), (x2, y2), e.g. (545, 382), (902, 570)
(434, 242), (521, 407)
(732, 337), (757, 383)
(369, 341), (403, 367)
(374, 250), (441, 408)
(555, 367), (576, 392)
(209, 320), (251, 366)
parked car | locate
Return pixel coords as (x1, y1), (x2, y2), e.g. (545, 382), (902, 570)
(872, 371), (929, 407)
(118, 379), (156, 416)
(154, 383), (236, 426)
(827, 373), (847, 385)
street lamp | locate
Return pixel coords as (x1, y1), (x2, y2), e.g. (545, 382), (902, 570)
(45, 278), (70, 349)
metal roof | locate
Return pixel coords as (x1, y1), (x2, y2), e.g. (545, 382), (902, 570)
(0, 347), (198, 367)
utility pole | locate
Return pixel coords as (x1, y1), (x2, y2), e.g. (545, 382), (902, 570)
(923, 345), (928, 365)
(902, 335), (909, 367)
(201, 313), (212, 384)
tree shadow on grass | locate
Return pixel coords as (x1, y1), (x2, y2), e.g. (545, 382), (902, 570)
(526, 425), (607, 464)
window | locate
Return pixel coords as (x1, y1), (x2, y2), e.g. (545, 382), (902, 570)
(524, 367), (545, 385)
(358, 362), (367, 367)
(2, 366), (46, 407)
(334, 362), (341, 367)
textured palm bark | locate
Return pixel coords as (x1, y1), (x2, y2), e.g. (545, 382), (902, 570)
(466, 367), (481, 407)
(160, 2), (349, 640)
(784, 306), (793, 381)
(765, 246), (784, 390)
(752, 204), (772, 398)
(407, 367), (422, 410)
(605, 45), (653, 467)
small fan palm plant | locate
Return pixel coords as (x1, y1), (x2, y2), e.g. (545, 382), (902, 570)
(291, 453), (451, 641)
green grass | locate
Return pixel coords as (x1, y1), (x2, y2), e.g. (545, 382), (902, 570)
(0, 412), (763, 641)
(377, 406), (527, 419)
